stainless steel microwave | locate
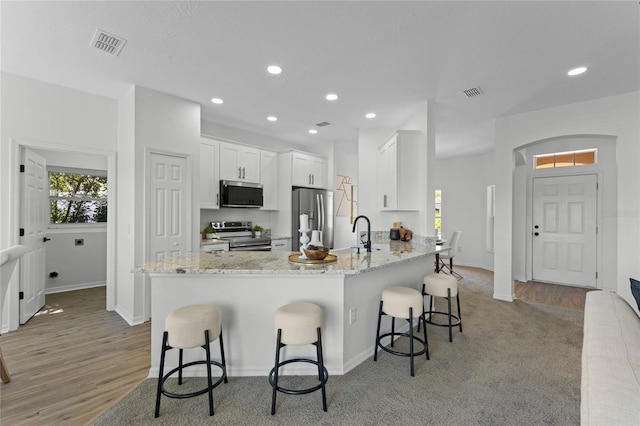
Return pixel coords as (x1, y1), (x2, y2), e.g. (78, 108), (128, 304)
(220, 180), (263, 208)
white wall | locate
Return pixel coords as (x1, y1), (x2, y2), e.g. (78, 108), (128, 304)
(116, 86), (202, 325)
(333, 140), (358, 249)
(494, 91), (640, 308)
(434, 151), (495, 271)
(45, 229), (106, 292)
(0, 72), (117, 331)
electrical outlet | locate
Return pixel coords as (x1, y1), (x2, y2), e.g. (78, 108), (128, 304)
(349, 307), (357, 325)
(75, 238), (84, 246)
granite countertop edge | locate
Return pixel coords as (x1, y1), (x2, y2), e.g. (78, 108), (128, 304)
(136, 239), (441, 276)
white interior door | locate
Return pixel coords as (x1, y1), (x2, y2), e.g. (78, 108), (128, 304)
(532, 174), (597, 287)
(20, 148), (47, 324)
(149, 153), (188, 261)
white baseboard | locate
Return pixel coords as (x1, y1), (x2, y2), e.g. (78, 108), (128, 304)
(45, 281), (105, 294)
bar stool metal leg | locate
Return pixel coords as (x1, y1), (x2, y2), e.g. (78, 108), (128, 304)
(271, 329), (282, 415)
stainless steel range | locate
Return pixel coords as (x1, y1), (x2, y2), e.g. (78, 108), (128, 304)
(211, 221), (272, 251)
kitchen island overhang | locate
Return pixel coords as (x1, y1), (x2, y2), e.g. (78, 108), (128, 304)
(138, 242), (443, 378)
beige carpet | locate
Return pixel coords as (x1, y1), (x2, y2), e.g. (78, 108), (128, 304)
(93, 267), (585, 425)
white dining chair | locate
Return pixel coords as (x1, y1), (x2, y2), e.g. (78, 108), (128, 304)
(439, 231), (462, 280)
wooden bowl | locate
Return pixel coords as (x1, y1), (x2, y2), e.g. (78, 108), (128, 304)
(303, 247), (329, 260)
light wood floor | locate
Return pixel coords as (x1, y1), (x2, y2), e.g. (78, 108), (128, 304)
(0, 272), (589, 425)
(514, 280), (591, 311)
(0, 287), (150, 425)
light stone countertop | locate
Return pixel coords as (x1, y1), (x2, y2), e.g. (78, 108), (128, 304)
(137, 241), (445, 275)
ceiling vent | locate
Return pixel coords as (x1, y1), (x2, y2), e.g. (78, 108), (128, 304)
(315, 121), (331, 127)
(462, 86), (483, 98)
(90, 29), (127, 56)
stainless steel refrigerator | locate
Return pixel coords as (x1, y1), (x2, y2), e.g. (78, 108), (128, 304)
(291, 188), (334, 250)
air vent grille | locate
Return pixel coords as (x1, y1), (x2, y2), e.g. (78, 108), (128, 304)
(315, 121), (331, 127)
(90, 29), (127, 56)
(462, 86), (483, 98)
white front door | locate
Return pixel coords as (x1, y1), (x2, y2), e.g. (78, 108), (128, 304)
(532, 174), (597, 287)
(20, 148), (47, 324)
(149, 153), (188, 261)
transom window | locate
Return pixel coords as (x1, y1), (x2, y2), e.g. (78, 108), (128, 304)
(534, 149), (596, 169)
(49, 168), (107, 224)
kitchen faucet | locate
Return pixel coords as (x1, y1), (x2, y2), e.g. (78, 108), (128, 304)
(352, 215), (372, 252)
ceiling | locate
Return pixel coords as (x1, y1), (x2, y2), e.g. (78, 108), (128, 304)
(1, 1), (638, 158)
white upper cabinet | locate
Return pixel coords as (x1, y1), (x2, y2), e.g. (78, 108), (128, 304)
(219, 142), (260, 183)
(260, 150), (278, 210)
(200, 138), (220, 209)
(377, 130), (422, 211)
(291, 152), (327, 189)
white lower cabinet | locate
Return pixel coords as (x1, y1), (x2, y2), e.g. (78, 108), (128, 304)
(270, 238), (290, 251)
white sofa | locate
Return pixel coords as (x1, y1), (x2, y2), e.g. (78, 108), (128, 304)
(581, 291), (640, 425)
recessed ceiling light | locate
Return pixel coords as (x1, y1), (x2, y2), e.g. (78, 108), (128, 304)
(267, 116), (277, 122)
(567, 66), (587, 76)
(325, 93), (338, 101)
(365, 112), (376, 119)
(211, 98), (224, 104)
(267, 65), (283, 75)
(309, 129), (318, 134)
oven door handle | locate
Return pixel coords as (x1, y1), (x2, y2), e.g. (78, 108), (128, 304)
(230, 245), (272, 251)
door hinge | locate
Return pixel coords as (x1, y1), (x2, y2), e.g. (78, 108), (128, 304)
(596, 226), (598, 234)
(20, 164), (25, 173)
(596, 272), (598, 279)
(19, 291), (24, 300)
(19, 228), (25, 237)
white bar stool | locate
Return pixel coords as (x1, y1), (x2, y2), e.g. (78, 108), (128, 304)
(269, 302), (328, 415)
(422, 273), (462, 342)
(154, 304), (228, 418)
(373, 286), (429, 377)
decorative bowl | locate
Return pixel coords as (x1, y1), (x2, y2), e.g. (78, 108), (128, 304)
(303, 245), (330, 260)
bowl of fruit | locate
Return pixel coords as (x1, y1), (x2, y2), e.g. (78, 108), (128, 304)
(303, 244), (330, 260)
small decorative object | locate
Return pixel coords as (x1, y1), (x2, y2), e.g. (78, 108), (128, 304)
(399, 227), (412, 241)
(309, 230), (322, 246)
(299, 214), (309, 231)
(203, 225), (216, 240)
(252, 224), (264, 238)
(299, 228), (310, 258)
(303, 244), (330, 260)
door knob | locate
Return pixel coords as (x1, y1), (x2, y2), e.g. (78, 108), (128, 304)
(43, 237), (51, 242)
(534, 225), (539, 229)
(534, 232), (539, 236)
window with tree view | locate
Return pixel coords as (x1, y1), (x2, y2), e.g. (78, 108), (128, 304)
(49, 171), (107, 224)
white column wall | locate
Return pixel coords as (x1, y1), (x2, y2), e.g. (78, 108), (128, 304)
(116, 86), (201, 325)
(494, 91), (640, 307)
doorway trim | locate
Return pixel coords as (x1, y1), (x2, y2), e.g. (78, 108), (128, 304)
(8, 137), (116, 331)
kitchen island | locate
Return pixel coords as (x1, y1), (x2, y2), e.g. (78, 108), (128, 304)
(138, 240), (444, 377)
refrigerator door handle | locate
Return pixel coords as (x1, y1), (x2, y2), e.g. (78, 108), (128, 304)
(315, 194), (321, 233)
(319, 194), (325, 233)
